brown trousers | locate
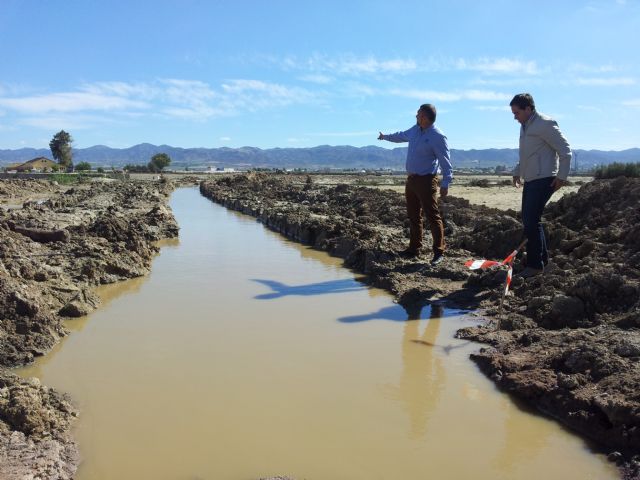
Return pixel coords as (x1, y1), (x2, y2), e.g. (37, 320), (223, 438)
(405, 174), (445, 255)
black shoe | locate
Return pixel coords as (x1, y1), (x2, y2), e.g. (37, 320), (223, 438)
(430, 253), (444, 266)
(398, 248), (419, 259)
(515, 267), (543, 279)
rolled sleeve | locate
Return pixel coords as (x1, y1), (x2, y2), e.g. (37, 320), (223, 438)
(434, 135), (453, 188)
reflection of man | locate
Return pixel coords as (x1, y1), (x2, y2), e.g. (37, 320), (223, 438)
(378, 104), (453, 266)
(510, 93), (572, 279)
(383, 304), (445, 439)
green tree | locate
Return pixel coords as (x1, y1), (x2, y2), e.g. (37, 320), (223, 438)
(75, 161), (91, 171)
(148, 153), (171, 172)
(594, 161), (640, 179)
(49, 130), (73, 169)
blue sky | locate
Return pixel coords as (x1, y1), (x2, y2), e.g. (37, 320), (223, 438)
(1, 0), (639, 151)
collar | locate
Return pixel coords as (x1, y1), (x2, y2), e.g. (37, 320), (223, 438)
(525, 111), (538, 127)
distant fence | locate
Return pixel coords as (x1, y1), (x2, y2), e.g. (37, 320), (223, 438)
(0, 172), (128, 180)
(0, 172), (64, 180)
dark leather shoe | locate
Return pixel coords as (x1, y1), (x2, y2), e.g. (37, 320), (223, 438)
(398, 248), (419, 259)
(431, 253), (444, 266)
(515, 267), (543, 279)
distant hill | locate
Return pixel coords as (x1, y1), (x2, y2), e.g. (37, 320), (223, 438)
(1, 144), (638, 171)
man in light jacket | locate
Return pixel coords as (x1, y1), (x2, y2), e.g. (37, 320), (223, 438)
(510, 93), (572, 278)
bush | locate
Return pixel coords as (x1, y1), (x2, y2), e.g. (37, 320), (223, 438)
(124, 164), (150, 173)
(594, 162), (640, 179)
(48, 173), (78, 185)
(468, 178), (491, 187)
(75, 161), (91, 171)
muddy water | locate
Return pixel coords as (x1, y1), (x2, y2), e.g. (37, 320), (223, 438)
(18, 187), (617, 480)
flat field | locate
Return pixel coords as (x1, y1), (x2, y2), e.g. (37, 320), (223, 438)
(375, 174), (589, 211)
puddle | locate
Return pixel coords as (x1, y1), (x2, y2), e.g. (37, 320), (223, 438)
(17, 187), (617, 480)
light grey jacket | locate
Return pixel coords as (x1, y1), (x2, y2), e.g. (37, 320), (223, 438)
(512, 111), (572, 182)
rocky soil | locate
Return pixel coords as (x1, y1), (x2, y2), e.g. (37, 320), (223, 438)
(0, 178), (179, 479)
(201, 173), (640, 479)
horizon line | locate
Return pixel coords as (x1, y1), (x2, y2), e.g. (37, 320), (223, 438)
(1, 144), (639, 153)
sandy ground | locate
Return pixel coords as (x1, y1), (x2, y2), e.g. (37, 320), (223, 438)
(379, 175), (589, 211)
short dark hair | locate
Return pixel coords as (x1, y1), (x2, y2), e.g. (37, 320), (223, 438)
(510, 93), (535, 111)
(419, 104), (437, 122)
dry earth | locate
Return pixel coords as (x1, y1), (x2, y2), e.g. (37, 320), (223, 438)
(0, 178), (179, 479)
(201, 173), (640, 479)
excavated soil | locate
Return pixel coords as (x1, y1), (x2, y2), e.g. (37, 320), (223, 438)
(201, 173), (640, 479)
(0, 178), (179, 479)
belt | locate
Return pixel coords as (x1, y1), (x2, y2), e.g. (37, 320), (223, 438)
(407, 173), (436, 178)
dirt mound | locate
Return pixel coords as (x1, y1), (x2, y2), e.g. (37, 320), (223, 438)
(0, 179), (179, 479)
(0, 179), (57, 199)
(200, 174), (640, 477)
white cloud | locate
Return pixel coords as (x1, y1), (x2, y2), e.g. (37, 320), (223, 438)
(81, 81), (159, 99)
(286, 137), (308, 143)
(455, 57), (539, 76)
(568, 63), (618, 73)
(219, 136), (231, 142)
(474, 105), (510, 111)
(345, 83), (378, 97)
(623, 98), (640, 107)
(390, 88), (510, 102)
(577, 105), (603, 112)
(336, 57), (417, 75)
(299, 74), (333, 84)
(577, 77), (636, 86)
(0, 91), (148, 114)
(306, 131), (374, 137)
(220, 79), (319, 110)
(281, 54), (544, 77)
(0, 78), (321, 128)
(390, 89), (460, 102)
(19, 114), (106, 130)
(280, 54), (417, 76)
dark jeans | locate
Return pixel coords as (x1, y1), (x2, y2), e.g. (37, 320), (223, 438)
(522, 177), (555, 269)
(405, 174), (445, 255)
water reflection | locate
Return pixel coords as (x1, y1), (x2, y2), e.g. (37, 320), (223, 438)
(370, 304), (444, 439)
(492, 396), (552, 472)
(252, 278), (363, 299)
(337, 302), (464, 324)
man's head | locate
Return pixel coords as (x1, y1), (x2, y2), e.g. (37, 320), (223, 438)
(510, 93), (535, 125)
(416, 104), (436, 128)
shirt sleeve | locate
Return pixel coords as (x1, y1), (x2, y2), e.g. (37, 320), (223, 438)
(383, 129), (411, 143)
(543, 121), (572, 180)
(434, 134), (453, 188)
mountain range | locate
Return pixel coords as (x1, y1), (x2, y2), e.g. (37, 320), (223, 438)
(1, 144), (638, 171)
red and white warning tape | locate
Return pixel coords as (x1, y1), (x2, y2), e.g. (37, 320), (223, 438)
(465, 250), (518, 270)
(464, 259), (501, 270)
(504, 263), (513, 297)
(464, 239), (527, 301)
